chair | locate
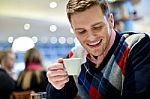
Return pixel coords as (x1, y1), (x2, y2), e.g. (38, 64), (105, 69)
(10, 91), (33, 99)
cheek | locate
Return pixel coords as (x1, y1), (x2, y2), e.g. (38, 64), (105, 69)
(102, 28), (110, 41)
(106, 32), (110, 42)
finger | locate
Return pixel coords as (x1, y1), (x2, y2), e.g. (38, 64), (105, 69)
(54, 77), (69, 85)
(49, 75), (68, 82)
(47, 70), (67, 77)
(48, 63), (64, 71)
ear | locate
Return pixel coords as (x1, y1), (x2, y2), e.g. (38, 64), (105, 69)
(108, 13), (114, 29)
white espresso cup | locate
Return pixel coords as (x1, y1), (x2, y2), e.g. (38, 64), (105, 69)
(63, 58), (82, 75)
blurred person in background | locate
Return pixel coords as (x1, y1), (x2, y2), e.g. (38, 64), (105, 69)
(109, 0), (124, 32)
(16, 48), (48, 92)
(110, 0), (141, 32)
(47, 0), (150, 99)
(122, 0), (136, 31)
(0, 49), (17, 80)
(0, 49), (16, 99)
(130, 0), (142, 20)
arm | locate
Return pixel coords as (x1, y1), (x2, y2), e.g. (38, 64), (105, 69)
(122, 35), (150, 98)
(47, 76), (78, 99)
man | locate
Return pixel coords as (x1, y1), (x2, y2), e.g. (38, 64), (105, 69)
(0, 49), (16, 99)
(46, 0), (150, 99)
(1, 49), (17, 80)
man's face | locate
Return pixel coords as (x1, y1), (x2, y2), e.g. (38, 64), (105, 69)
(71, 5), (114, 56)
(5, 53), (16, 69)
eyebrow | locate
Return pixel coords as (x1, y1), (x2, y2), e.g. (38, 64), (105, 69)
(74, 22), (103, 31)
(75, 28), (85, 31)
(91, 22), (103, 27)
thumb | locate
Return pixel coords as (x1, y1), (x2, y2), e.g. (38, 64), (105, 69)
(57, 58), (63, 63)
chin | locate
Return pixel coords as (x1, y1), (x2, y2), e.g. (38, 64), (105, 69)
(88, 50), (102, 56)
(92, 52), (102, 56)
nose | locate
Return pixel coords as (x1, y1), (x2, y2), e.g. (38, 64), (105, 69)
(87, 31), (97, 42)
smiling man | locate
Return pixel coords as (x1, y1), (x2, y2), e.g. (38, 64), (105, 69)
(46, 0), (150, 99)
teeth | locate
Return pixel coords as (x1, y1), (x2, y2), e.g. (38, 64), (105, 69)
(89, 40), (101, 46)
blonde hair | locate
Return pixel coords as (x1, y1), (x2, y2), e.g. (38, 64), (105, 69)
(24, 48), (43, 68)
(1, 49), (13, 59)
(66, 0), (110, 21)
(17, 71), (42, 90)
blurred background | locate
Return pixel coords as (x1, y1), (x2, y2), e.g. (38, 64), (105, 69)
(0, 0), (150, 73)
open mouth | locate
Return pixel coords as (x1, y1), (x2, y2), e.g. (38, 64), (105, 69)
(87, 39), (102, 47)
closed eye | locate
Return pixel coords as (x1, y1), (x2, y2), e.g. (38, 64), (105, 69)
(76, 30), (86, 34)
(91, 22), (104, 30)
(93, 26), (103, 30)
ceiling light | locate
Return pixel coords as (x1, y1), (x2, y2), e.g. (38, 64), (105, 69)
(8, 36), (14, 43)
(24, 24), (30, 30)
(67, 37), (74, 44)
(49, 25), (57, 32)
(49, 2), (57, 8)
(12, 37), (35, 52)
(31, 36), (38, 43)
(58, 37), (66, 44)
(50, 37), (57, 44)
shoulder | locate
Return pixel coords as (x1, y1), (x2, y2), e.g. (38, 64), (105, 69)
(0, 68), (8, 77)
(124, 32), (150, 75)
(121, 32), (150, 63)
(121, 32), (149, 40)
(121, 32), (150, 50)
(0, 68), (6, 73)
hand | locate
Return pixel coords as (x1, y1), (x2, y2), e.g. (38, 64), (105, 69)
(47, 58), (69, 90)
